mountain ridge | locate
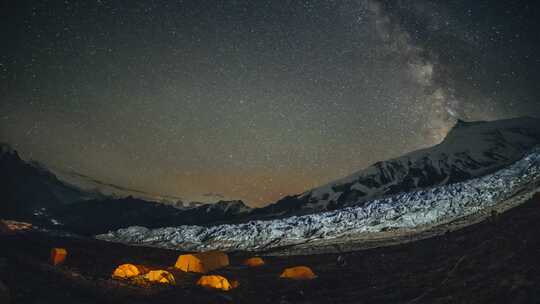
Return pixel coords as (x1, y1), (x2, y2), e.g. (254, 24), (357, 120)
(250, 116), (540, 218)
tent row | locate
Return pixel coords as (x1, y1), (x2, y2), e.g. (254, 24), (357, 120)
(112, 251), (317, 291)
(47, 247), (317, 292)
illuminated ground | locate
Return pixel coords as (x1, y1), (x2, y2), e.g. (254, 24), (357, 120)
(1, 193), (540, 303)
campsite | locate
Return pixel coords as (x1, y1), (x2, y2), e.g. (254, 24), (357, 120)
(1, 193), (540, 303)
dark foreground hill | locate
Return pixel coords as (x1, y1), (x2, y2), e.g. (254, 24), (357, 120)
(1, 192), (539, 304)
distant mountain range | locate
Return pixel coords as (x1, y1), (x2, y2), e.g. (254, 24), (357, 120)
(2, 117), (540, 235)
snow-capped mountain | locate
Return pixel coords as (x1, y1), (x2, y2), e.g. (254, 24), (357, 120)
(97, 146), (540, 252)
(253, 117), (540, 217)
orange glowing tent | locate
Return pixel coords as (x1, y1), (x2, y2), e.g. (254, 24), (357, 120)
(243, 257), (265, 267)
(280, 266), (317, 280)
(196, 275), (235, 291)
(50, 248), (67, 266)
(144, 270), (176, 284)
(175, 251), (229, 273)
(112, 264), (148, 279)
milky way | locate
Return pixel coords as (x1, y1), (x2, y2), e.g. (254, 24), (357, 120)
(1, 0), (539, 206)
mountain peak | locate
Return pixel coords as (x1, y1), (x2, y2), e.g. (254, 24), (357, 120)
(444, 117), (540, 144)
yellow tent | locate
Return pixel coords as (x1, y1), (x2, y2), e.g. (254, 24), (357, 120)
(50, 248), (67, 266)
(112, 264), (145, 279)
(144, 270), (176, 284)
(243, 257), (265, 267)
(196, 275), (235, 291)
(280, 266), (317, 280)
(175, 251), (229, 273)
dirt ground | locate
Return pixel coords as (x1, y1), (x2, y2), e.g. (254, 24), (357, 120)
(1, 193), (540, 303)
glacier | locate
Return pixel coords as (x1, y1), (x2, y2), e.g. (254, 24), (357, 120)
(96, 147), (540, 252)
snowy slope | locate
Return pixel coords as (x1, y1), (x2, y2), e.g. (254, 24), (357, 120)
(254, 117), (540, 216)
(96, 146), (540, 252)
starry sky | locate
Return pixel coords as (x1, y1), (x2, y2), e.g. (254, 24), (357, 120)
(1, 0), (539, 206)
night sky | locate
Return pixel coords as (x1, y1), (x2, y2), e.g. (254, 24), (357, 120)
(1, 0), (539, 206)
